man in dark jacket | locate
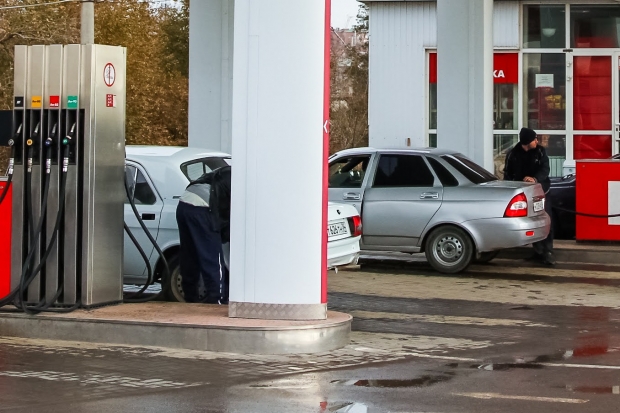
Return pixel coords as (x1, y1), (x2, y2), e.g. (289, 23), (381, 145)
(176, 165), (231, 304)
(504, 127), (555, 265)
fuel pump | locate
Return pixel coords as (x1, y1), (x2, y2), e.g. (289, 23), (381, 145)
(2, 44), (126, 312)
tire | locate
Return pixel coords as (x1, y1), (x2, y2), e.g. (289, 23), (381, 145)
(474, 251), (499, 264)
(163, 255), (208, 302)
(425, 226), (474, 274)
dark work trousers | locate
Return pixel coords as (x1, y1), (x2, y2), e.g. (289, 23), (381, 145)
(176, 201), (224, 303)
(533, 193), (554, 255)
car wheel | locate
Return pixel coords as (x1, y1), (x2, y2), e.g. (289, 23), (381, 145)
(425, 226), (474, 274)
(164, 255), (207, 302)
(474, 251), (499, 264)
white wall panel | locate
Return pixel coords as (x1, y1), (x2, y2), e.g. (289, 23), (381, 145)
(368, 2), (436, 148)
(493, 1), (520, 48)
(368, 1), (520, 149)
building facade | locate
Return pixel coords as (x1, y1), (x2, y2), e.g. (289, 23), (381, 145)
(365, 0), (620, 176)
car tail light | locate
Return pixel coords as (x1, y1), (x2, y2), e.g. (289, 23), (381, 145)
(347, 215), (362, 237)
(504, 193), (528, 218)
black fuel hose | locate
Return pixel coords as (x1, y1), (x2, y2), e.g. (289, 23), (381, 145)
(552, 205), (620, 219)
(20, 135), (79, 314)
(18, 144), (53, 312)
(122, 221), (154, 300)
(122, 167), (172, 303)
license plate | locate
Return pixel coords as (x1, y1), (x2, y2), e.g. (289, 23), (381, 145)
(533, 199), (545, 212)
(328, 221), (349, 237)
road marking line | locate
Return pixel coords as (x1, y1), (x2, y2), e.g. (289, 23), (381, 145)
(453, 392), (588, 404)
(405, 353), (620, 371)
(540, 363), (620, 370)
(404, 352), (480, 362)
(350, 310), (554, 327)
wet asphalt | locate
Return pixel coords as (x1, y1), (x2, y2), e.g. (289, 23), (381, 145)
(1, 255), (619, 412)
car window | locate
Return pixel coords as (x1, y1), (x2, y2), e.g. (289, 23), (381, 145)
(373, 154), (435, 187)
(427, 157), (459, 187)
(125, 166), (157, 205)
(329, 155), (371, 188)
(181, 157), (231, 182)
(441, 154), (498, 184)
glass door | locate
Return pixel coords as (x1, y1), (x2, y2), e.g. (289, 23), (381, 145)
(569, 52), (614, 161)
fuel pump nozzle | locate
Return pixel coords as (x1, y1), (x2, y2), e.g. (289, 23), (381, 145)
(26, 122), (40, 174)
(44, 123), (58, 175)
(0, 123), (22, 206)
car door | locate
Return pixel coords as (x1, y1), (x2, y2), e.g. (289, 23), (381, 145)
(361, 153), (443, 250)
(123, 163), (164, 277)
(328, 153), (374, 212)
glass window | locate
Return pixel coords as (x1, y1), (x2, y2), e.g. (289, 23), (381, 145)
(429, 53), (437, 130)
(329, 155), (371, 188)
(125, 166), (157, 205)
(429, 133), (437, 148)
(441, 154), (498, 184)
(574, 135), (612, 160)
(571, 6), (620, 48)
(134, 170), (157, 205)
(574, 56), (612, 131)
(523, 53), (566, 131)
(494, 84), (518, 130)
(373, 155), (435, 187)
(427, 157), (458, 187)
(181, 157), (230, 182)
(124, 165), (137, 202)
(523, 5), (566, 49)
(493, 134), (518, 179)
(539, 134), (566, 177)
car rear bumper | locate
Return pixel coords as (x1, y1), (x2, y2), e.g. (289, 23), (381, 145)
(462, 214), (551, 252)
(327, 236), (361, 268)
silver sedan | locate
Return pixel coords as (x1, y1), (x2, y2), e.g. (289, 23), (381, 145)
(328, 148), (551, 274)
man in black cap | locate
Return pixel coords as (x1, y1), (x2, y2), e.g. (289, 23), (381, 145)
(503, 127), (555, 265)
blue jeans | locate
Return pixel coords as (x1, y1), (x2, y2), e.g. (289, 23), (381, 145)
(176, 201), (226, 303)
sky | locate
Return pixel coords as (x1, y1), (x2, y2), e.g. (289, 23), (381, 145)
(331, 0), (362, 29)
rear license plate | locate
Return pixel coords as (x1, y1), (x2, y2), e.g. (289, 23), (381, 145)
(328, 222), (349, 237)
(533, 199), (545, 212)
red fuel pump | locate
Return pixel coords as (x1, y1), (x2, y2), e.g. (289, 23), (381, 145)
(0, 177), (11, 299)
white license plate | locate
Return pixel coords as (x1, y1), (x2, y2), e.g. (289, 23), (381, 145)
(533, 199), (545, 212)
(328, 222), (349, 237)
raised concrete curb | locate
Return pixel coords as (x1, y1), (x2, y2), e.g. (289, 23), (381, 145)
(497, 240), (620, 265)
(359, 240), (620, 267)
(0, 303), (352, 355)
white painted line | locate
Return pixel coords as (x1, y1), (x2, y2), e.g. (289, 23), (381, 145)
(404, 352), (480, 362)
(540, 363), (620, 370)
(453, 392), (588, 404)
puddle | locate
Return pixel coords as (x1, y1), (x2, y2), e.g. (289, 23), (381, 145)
(332, 374), (453, 388)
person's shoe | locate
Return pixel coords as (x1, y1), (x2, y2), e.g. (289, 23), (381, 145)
(541, 252), (556, 266)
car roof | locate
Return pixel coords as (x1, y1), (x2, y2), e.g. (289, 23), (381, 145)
(331, 147), (460, 157)
(125, 145), (231, 200)
(126, 145), (230, 163)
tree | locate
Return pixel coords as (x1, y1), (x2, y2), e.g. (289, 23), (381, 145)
(329, 5), (369, 154)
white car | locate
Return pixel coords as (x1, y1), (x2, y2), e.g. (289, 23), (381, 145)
(124, 145), (361, 301)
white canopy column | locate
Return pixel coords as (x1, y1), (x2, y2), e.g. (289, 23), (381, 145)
(437, 0), (494, 171)
(227, 0), (331, 320)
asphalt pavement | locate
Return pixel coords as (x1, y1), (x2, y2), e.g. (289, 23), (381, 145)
(1, 251), (619, 412)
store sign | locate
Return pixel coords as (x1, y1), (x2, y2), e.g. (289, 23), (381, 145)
(429, 52), (518, 84)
